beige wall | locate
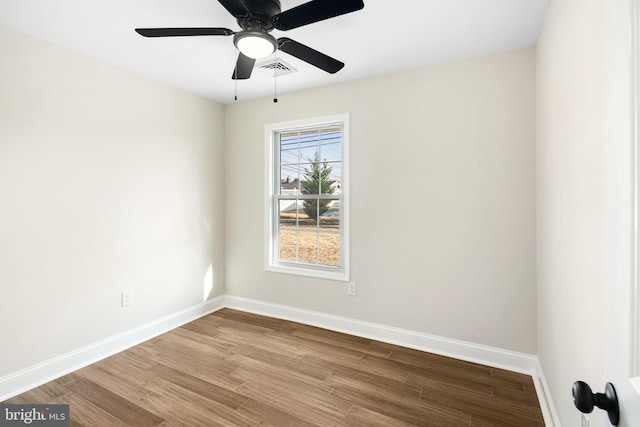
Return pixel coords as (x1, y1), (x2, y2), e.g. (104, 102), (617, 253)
(0, 23), (537, 383)
(225, 47), (537, 354)
(536, 0), (607, 424)
(0, 26), (226, 377)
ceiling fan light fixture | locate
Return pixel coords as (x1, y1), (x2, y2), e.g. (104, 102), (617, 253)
(234, 31), (276, 59)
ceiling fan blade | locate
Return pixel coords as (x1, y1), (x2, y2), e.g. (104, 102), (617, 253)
(135, 28), (234, 37)
(218, 0), (251, 18)
(277, 38), (344, 74)
(274, 0), (364, 31)
(232, 52), (256, 80)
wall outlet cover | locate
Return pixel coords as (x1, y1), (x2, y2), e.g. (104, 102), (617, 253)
(121, 290), (132, 307)
(348, 282), (357, 296)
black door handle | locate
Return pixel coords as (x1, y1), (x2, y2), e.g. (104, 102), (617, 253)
(572, 381), (620, 425)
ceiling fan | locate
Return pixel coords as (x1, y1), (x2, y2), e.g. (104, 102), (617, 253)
(135, 0), (365, 80)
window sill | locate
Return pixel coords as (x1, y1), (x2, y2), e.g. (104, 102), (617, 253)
(266, 263), (349, 282)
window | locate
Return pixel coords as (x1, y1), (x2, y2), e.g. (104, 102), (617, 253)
(265, 114), (349, 281)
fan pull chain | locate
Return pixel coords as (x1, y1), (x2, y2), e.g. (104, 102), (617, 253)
(273, 51), (278, 103)
(233, 49), (238, 101)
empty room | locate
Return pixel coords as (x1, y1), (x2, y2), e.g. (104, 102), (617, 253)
(1, 0), (639, 426)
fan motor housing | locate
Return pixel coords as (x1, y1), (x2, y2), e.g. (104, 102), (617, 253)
(237, 0), (281, 31)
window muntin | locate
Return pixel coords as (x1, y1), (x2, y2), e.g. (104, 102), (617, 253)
(266, 115), (349, 281)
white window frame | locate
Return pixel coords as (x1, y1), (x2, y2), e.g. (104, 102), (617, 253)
(264, 113), (350, 281)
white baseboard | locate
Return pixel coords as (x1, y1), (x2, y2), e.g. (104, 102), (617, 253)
(0, 296), (226, 402)
(224, 295), (537, 375)
(1, 293), (544, 417)
(533, 359), (561, 427)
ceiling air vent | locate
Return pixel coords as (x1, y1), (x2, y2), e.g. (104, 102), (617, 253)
(257, 58), (298, 77)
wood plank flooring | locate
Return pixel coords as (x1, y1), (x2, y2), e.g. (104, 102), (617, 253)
(3, 309), (545, 426)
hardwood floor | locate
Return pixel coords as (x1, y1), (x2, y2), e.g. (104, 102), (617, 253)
(4, 309), (545, 426)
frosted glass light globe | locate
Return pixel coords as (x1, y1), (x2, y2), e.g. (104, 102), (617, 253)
(235, 32), (276, 59)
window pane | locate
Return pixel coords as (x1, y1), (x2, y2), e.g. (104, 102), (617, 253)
(319, 201), (340, 231)
(279, 202), (298, 230)
(280, 167), (301, 194)
(319, 233), (340, 267)
(321, 161), (341, 196)
(296, 230), (318, 264)
(299, 133), (320, 163)
(280, 132), (300, 165)
(279, 228), (297, 262)
(319, 130), (342, 163)
(300, 163), (320, 195)
(300, 160), (336, 196)
(298, 198), (319, 228)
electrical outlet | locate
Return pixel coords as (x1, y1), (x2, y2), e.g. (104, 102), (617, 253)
(121, 290), (132, 307)
(348, 282), (357, 296)
(581, 414), (590, 427)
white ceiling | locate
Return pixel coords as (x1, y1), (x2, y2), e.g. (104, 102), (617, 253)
(0, 0), (549, 104)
